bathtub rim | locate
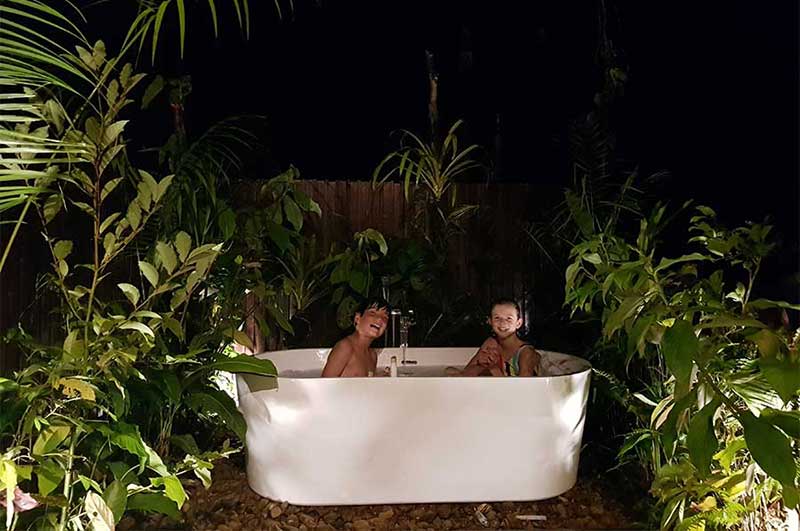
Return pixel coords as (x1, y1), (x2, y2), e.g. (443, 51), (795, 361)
(243, 347), (592, 383)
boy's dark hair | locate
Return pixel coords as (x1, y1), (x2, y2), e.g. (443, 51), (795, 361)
(356, 296), (391, 315)
(489, 298), (521, 318)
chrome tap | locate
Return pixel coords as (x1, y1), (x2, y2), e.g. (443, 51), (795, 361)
(399, 310), (416, 365)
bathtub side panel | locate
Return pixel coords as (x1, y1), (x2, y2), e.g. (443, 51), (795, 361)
(240, 370), (591, 505)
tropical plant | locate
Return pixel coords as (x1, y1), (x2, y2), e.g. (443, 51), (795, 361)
(372, 120), (483, 246)
(329, 229), (389, 329)
(566, 203), (800, 530)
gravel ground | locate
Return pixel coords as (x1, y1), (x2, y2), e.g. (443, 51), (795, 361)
(122, 461), (641, 530)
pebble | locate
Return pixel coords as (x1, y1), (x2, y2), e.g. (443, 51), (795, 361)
(270, 505), (283, 518)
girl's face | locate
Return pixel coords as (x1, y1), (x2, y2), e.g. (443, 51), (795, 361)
(354, 305), (389, 338)
(488, 304), (522, 340)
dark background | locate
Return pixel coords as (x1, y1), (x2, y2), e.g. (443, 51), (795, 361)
(92, 0), (799, 298)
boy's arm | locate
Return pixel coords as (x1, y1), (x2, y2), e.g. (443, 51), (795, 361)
(321, 340), (352, 377)
(518, 346), (542, 377)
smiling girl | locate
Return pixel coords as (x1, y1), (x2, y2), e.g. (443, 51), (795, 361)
(461, 298), (541, 377)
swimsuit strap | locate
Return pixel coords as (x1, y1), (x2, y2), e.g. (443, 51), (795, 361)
(507, 344), (534, 376)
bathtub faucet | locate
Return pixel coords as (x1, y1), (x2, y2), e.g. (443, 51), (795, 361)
(399, 310), (417, 365)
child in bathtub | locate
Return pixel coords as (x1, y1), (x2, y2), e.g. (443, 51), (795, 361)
(460, 298), (541, 377)
(321, 298), (389, 377)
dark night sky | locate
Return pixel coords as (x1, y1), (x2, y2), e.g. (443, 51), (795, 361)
(95, 1), (799, 291)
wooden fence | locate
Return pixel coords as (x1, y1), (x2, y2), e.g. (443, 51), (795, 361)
(1, 180), (541, 373)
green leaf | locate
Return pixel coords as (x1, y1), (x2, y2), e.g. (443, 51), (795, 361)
(85, 491), (115, 531)
(266, 221), (292, 253)
(760, 356), (800, 404)
(120, 321), (154, 339)
(103, 120), (127, 146)
(101, 178), (123, 202)
(36, 459), (64, 496)
(53, 240), (73, 260)
(127, 200), (142, 231)
(0, 378), (18, 394)
(33, 425), (71, 456)
(662, 391), (696, 458)
(747, 299), (800, 312)
(99, 213), (121, 234)
(583, 253), (602, 265)
(127, 493), (180, 519)
(654, 253), (707, 272)
(152, 475), (186, 509)
(199, 355), (277, 377)
(760, 408), (800, 438)
(156, 241), (178, 274)
(740, 411), (796, 486)
(141, 75), (164, 110)
(57, 378), (96, 401)
(156, 175), (173, 202)
(283, 196), (303, 231)
(218, 209), (236, 240)
(662, 320), (698, 398)
(103, 232), (116, 258)
(349, 269), (367, 295)
(43, 194), (62, 223)
(752, 329), (782, 358)
(174, 231), (191, 262)
(687, 397), (721, 476)
(117, 283), (140, 306)
(170, 434), (200, 456)
(186, 390), (247, 441)
(102, 480), (127, 524)
(138, 261), (159, 288)
(96, 423), (149, 470)
(603, 296), (643, 340)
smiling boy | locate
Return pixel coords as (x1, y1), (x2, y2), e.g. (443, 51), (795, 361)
(321, 298), (390, 377)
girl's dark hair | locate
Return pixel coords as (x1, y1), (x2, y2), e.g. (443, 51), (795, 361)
(356, 297), (391, 315)
(489, 298), (521, 318)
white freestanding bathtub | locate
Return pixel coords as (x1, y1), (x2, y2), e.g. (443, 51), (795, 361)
(236, 347), (591, 505)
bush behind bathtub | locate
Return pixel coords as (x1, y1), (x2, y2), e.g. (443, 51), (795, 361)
(566, 202), (800, 529)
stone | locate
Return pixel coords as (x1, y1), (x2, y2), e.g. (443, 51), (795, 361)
(270, 505), (283, 518)
(353, 519), (371, 530)
(299, 513), (317, 527)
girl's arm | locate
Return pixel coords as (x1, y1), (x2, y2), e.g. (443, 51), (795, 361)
(461, 338), (500, 376)
(321, 340), (353, 377)
(518, 346), (542, 376)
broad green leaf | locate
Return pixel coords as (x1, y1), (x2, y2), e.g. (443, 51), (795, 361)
(43, 194), (62, 223)
(57, 378), (96, 401)
(662, 320), (698, 398)
(747, 299), (800, 312)
(152, 475), (186, 509)
(127, 493), (180, 519)
(96, 423), (148, 469)
(654, 253), (707, 272)
(138, 261), (159, 288)
(141, 75), (164, 110)
(603, 296), (643, 340)
(99, 213), (121, 234)
(714, 438), (747, 474)
(102, 480), (127, 524)
(101, 178), (123, 202)
(53, 240), (72, 260)
(752, 329), (782, 358)
(0, 378), (18, 393)
(117, 283), (140, 306)
(156, 175), (173, 201)
(349, 269), (367, 295)
(662, 391), (696, 458)
(686, 397), (721, 476)
(103, 120), (128, 146)
(156, 241), (177, 274)
(120, 321), (154, 339)
(266, 221), (292, 253)
(186, 390), (247, 441)
(174, 231), (191, 262)
(283, 196), (303, 230)
(36, 459), (64, 496)
(58, 259), (68, 278)
(200, 355), (277, 377)
(760, 408), (800, 438)
(85, 491), (114, 531)
(760, 356), (800, 404)
(740, 411), (796, 486)
(170, 434), (200, 456)
(33, 425), (71, 456)
(218, 209), (236, 240)
(103, 233), (116, 258)
(127, 200), (142, 231)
